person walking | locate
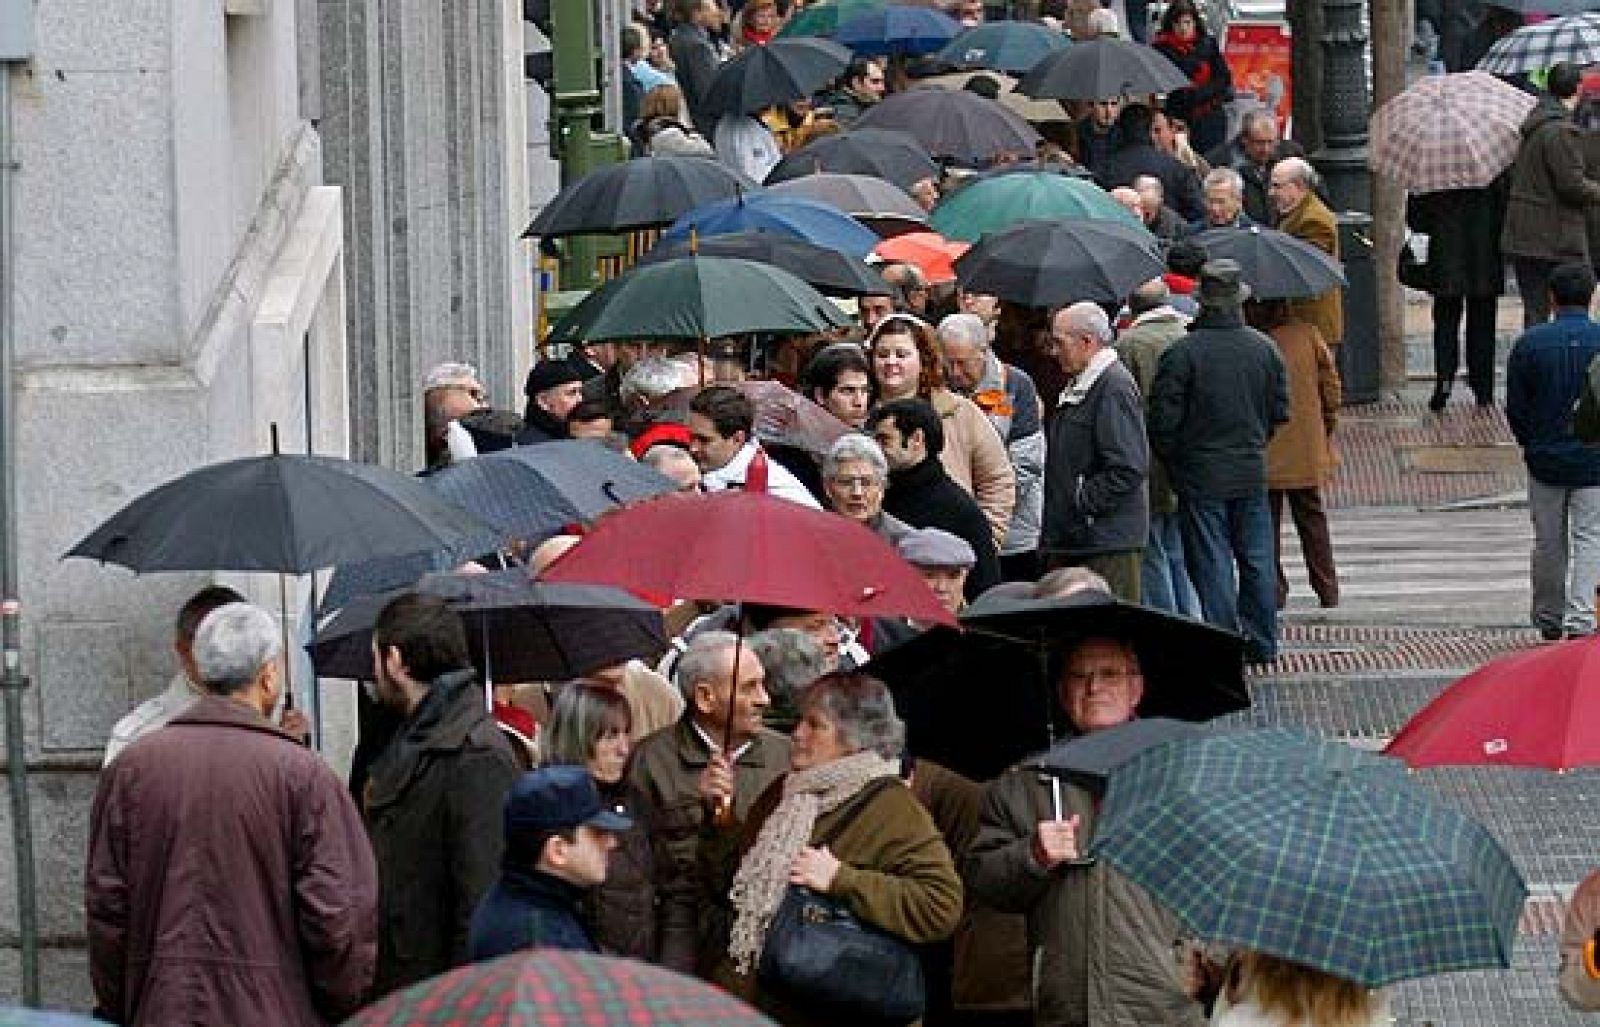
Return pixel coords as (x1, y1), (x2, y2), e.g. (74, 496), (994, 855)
(1151, 0), (1233, 157)
(88, 603), (377, 1026)
(1406, 179), (1509, 410)
(1269, 157), (1344, 352)
(1501, 62), (1600, 329)
(1505, 263), (1600, 640)
(1149, 261), (1289, 664)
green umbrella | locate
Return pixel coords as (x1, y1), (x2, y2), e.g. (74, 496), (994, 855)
(929, 171), (1139, 242)
(545, 255), (851, 344)
(1091, 728), (1528, 988)
(779, 0), (885, 37)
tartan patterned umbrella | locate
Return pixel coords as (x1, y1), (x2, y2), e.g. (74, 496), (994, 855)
(1369, 71), (1537, 193)
(345, 950), (776, 1026)
(1092, 728), (1528, 988)
(1477, 12), (1600, 75)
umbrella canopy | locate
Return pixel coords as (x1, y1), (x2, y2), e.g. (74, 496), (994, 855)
(1487, 0), (1600, 11)
(1094, 728), (1528, 988)
(872, 230), (970, 283)
(1369, 71), (1537, 193)
(922, 70), (1071, 123)
(935, 21), (1073, 74)
(542, 490), (956, 626)
(1190, 225), (1347, 301)
(661, 192), (881, 258)
(768, 171), (928, 223)
(954, 218), (1163, 307)
(310, 570), (666, 682)
(864, 590), (1248, 781)
(1478, 11), (1600, 74)
(778, 0), (886, 37)
(639, 230), (893, 297)
(65, 453), (494, 575)
(703, 37), (852, 118)
(835, 5), (961, 57)
(655, 379), (854, 456)
(930, 171), (1138, 242)
(1385, 637), (1600, 770)
(766, 127), (939, 189)
(545, 256), (851, 345)
(1029, 717), (1204, 783)
(856, 85), (1042, 168)
(1017, 38), (1189, 100)
(522, 156), (757, 238)
(347, 949), (776, 1026)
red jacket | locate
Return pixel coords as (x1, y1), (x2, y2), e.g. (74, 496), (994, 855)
(88, 697), (378, 1025)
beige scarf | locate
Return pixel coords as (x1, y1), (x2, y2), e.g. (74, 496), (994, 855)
(726, 749), (902, 974)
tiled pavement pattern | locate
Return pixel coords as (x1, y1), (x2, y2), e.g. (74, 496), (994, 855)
(1249, 384), (1596, 1024)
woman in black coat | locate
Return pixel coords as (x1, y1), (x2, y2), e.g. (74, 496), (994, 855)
(1152, 0), (1233, 157)
(1405, 177), (1509, 411)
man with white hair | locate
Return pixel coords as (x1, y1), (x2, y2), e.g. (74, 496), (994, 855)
(1211, 109), (1279, 224)
(1270, 156), (1343, 350)
(1109, 185), (1143, 220)
(422, 361), (487, 470)
(620, 355), (695, 417)
(89, 603), (378, 1026)
(1133, 174), (1186, 241)
(1191, 166), (1255, 233)
(642, 443), (703, 492)
(938, 312), (1046, 579)
(1039, 302), (1150, 602)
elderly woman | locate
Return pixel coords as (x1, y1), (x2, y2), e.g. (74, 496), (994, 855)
(745, 628), (828, 734)
(821, 433), (912, 544)
(868, 314), (1016, 548)
(543, 683), (659, 961)
(708, 673), (963, 1025)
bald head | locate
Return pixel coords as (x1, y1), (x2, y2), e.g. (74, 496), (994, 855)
(1129, 277), (1171, 315)
(1058, 301), (1112, 344)
(1109, 186), (1142, 219)
(1268, 156), (1315, 215)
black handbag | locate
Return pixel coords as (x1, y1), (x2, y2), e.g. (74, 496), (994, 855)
(756, 779), (926, 1024)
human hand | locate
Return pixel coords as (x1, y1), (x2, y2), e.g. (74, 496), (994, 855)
(697, 753), (735, 807)
(789, 845), (842, 893)
(280, 708), (311, 744)
(1032, 815), (1081, 869)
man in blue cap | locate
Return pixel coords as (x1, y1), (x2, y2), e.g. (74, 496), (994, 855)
(468, 766), (633, 960)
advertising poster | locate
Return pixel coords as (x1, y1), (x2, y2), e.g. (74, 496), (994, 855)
(1224, 20), (1293, 133)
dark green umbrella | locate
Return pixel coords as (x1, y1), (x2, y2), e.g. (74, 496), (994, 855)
(1093, 728), (1528, 988)
(544, 255), (852, 344)
(778, 0), (886, 38)
(935, 21), (1072, 75)
(930, 170), (1138, 242)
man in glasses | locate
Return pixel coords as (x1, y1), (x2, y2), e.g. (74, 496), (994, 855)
(422, 361), (487, 471)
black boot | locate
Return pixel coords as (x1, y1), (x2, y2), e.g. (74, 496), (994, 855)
(1428, 381), (1451, 413)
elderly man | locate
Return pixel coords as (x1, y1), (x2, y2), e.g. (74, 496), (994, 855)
(803, 343), (874, 430)
(1109, 185), (1143, 220)
(619, 354), (696, 428)
(1150, 261), (1289, 664)
(629, 631), (790, 973)
(586, 339), (671, 418)
(688, 385), (821, 507)
(1040, 302), (1150, 603)
(898, 526), (977, 614)
(1190, 167), (1256, 234)
(423, 361), (487, 470)
(881, 261), (931, 318)
(643, 442), (703, 492)
(1097, 104), (1204, 223)
(966, 637), (1208, 1027)
(1210, 109), (1279, 225)
(1270, 156), (1343, 350)
(1134, 175), (1187, 241)
(938, 312), (1046, 580)
(89, 603), (378, 1026)
(1115, 279), (1200, 617)
(365, 594), (521, 995)
(870, 398), (1003, 599)
(519, 357), (588, 443)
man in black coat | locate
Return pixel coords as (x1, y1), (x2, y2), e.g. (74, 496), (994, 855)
(1206, 109), (1278, 226)
(1148, 261), (1289, 663)
(668, 0), (723, 137)
(1097, 103), (1205, 223)
(519, 357), (587, 444)
(869, 398), (1003, 600)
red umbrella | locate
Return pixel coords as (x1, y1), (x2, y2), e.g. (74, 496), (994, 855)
(1385, 639), (1600, 770)
(543, 489), (955, 627)
(873, 231), (970, 284)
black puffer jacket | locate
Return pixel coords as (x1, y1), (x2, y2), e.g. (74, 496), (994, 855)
(1040, 358), (1150, 558)
(584, 780), (660, 960)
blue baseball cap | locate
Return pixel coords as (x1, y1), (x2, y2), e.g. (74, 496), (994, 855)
(504, 765), (633, 837)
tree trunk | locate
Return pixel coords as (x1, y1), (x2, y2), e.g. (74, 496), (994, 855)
(1371, 0), (1412, 396)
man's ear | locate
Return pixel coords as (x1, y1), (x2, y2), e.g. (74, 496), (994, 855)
(378, 644), (406, 684)
(908, 427), (926, 452)
(540, 834), (569, 870)
(691, 680), (717, 718)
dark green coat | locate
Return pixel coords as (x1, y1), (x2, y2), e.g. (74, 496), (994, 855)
(1501, 95), (1600, 263)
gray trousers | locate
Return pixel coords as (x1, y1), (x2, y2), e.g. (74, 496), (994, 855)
(1528, 479), (1600, 635)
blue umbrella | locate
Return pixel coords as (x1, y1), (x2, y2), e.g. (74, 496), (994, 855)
(935, 22), (1072, 74)
(661, 193), (880, 258)
(834, 5), (961, 56)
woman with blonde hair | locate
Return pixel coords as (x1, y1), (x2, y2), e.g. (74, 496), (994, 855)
(1213, 950), (1389, 1027)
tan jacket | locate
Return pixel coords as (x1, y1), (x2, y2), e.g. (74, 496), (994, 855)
(620, 659), (685, 741)
(1277, 192), (1344, 348)
(931, 387), (1017, 547)
(1264, 322), (1341, 491)
(1561, 869), (1600, 1012)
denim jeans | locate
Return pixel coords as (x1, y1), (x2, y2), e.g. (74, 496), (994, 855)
(1142, 512), (1201, 618)
(1179, 492), (1279, 661)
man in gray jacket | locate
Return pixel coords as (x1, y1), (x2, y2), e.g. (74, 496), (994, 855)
(1038, 302), (1150, 601)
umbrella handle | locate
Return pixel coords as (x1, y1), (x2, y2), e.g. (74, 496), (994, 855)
(1050, 774), (1063, 821)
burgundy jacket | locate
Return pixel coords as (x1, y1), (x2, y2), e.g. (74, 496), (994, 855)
(87, 696), (378, 1025)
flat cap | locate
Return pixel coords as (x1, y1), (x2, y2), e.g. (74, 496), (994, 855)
(896, 527), (976, 570)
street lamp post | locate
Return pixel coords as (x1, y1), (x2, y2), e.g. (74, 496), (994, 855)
(1312, 0), (1372, 214)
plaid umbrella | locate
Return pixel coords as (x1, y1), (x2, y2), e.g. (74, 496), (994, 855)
(1092, 728), (1528, 988)
(345, 950), (775, 1025)
(1477, 12), (1600, 74)
(1369, 71), (1537, 192)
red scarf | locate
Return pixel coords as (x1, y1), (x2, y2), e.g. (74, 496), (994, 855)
(1154, 31), (1210, 86)
(742, 24), (774, 46)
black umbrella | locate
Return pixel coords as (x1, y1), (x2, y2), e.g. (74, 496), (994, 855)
(310, 570), (667, 682)
(864, 590), (1248, 782)
(704, 37), (853, 118)
(1016, 38), (1189, 101)
(639, 230), (894, 297)
(1028, 717), (1203, 784)
(954, 218), (1163, 308)
(856, 85), (1041, 168)
(1191, 225), (1347, 301)
(521, 156), (758, 238)
(768, 172), (929, 224)
(766, 128), (939, 190)
(64, 452), (495, 574)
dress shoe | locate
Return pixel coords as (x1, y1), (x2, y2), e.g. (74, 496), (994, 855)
(1427, 383), (1451, 413)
